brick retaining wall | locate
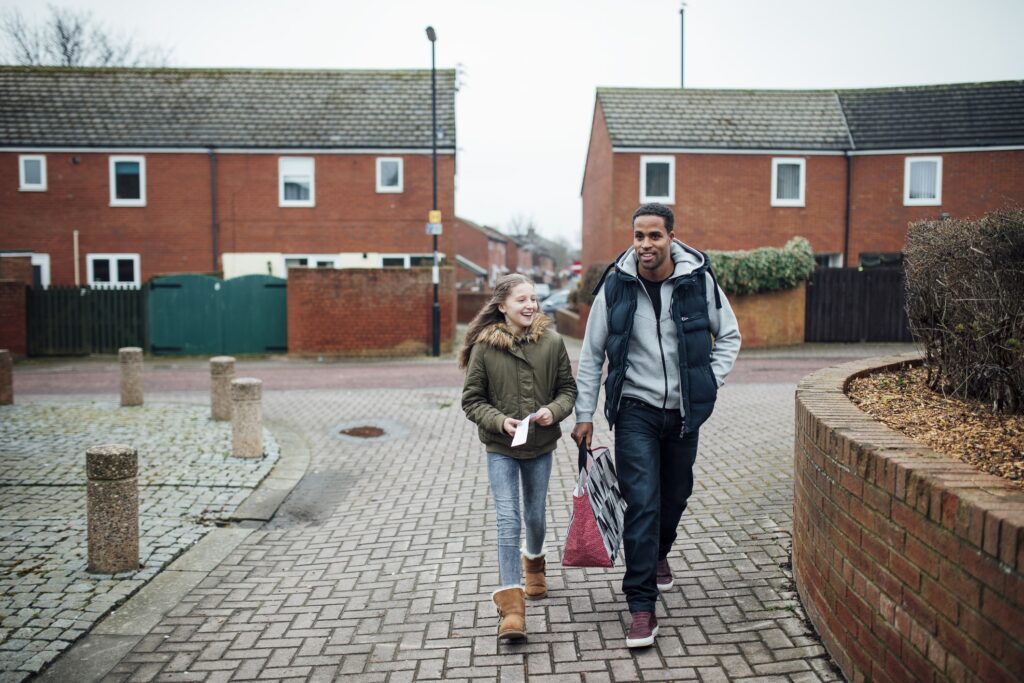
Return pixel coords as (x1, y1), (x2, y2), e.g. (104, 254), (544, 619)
(730, 281), (805, 348)
(287, 267), (457, 356)
(457, 292), (488, 324)
(794, 354), (1024, 683)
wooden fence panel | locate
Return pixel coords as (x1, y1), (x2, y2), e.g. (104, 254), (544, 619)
(805, 268), (913, 343)
(27, 286), (146, 356)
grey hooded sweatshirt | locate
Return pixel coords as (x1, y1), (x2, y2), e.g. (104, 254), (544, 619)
(575, 240), (742, 425)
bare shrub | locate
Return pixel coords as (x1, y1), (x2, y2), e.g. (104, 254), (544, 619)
(904, 209), (1024, 413)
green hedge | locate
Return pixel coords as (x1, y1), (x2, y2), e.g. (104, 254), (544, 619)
(571, 236), (814, 306)
(709, 237), (815, 296)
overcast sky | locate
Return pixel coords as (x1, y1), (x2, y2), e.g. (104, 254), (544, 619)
(5, 0), (1023, 246)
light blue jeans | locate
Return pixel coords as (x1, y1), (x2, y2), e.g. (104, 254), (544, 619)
(486, 451), (553, 587)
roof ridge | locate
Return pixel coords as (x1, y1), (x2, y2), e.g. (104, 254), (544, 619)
(596, 79), (1024, 97)
(0, 65), (457, 76)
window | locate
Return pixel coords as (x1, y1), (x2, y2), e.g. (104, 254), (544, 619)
(771, 158), (806, 207)
(381, 254), (439, 268)
(279, 157), (315, 207)
(285, 254), (338, 269)
(87, 253), (140, 288)
(376, 157), (403, 193)
(19, 155), (47, 191)
(904, 156), (942, 206)
(108, 156), (146, 206)
(814, 253), (843, 269)
(640, 156), (675, 204)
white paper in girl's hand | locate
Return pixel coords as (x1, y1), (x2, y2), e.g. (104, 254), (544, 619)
(511, 412), (537, 447)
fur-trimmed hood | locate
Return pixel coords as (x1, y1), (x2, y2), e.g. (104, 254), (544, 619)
(476, 314), (551, 350)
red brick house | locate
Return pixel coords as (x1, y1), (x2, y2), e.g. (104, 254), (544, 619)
(581, 80), (1024, 270)
(454, 216), (508, 291)
(0, 66), (457, 287)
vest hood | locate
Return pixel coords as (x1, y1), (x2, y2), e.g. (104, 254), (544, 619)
(615, 239), (706, 279)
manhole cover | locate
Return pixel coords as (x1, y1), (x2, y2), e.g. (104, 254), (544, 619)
(333, 419), (408, 443)
(340, 426), (385, 438)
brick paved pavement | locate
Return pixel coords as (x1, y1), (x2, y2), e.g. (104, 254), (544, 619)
(106, 385), (838, 681)
(0, 401), (279, 681)
(9, 343), (921, 682)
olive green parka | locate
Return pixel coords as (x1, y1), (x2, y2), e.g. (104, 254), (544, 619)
(462, 314), (577, 459)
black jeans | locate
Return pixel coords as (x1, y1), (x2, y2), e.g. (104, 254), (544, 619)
(613, 397), (700, 612)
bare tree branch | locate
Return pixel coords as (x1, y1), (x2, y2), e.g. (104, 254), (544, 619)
(0, 4), (170, 67)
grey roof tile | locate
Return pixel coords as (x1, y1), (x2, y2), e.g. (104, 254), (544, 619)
(598, 80), (1024, 151)
(837, 81), (1024, 149)
(0, 66), (457, 149)
(598, 87), (850, 150)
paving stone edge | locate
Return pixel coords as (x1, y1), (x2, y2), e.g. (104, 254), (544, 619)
(29, 420), (310, 683)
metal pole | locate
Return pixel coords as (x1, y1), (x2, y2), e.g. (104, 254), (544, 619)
(430, 30), (440, 357)
(680, 3), (686, 88)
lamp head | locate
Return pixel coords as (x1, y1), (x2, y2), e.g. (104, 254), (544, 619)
(426, 26), (436, 42)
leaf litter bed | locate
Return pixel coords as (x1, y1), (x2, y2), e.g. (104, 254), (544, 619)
(846, 365), (1024, 488)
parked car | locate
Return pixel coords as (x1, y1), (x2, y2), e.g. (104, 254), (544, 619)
(540, 287), (571, 315)
(534, 282), (551, 300)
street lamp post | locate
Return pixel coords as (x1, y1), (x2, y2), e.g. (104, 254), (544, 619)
(426, 25), (440, 357)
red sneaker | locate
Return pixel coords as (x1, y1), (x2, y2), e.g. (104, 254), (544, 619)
(626, 611), (659, 648)
(656, 558), (674, 591)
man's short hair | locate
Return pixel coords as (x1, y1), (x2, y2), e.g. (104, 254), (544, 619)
(632, 203), (674, 232)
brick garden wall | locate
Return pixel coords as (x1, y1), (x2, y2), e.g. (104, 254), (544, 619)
(457, 292), (488, 324)
(287, 267), (457, 356)
(794, 354), (1024, 683)
(0, 256), (33, 286)
(0, 280), (27, 356)
(729, 282), (805, 348)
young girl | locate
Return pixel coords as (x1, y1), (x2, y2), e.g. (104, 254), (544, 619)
(460, 274), (577, 642)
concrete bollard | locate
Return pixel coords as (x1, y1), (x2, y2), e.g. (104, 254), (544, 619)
(231, 378), (263, 458)
(86, 444), (139, 574)
(0, 349), (11, 405)
(119, 347), (144, 407)
(210, 356), (236, 421)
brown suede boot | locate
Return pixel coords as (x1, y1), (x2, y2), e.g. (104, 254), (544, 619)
(522, 554), (547, 599)
(492, 587), (527, 641)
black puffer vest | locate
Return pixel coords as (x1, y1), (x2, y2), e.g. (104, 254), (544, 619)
(599, 254), (720, 434)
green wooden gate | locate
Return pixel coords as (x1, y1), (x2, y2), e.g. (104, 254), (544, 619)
(149, 274), (287, 355)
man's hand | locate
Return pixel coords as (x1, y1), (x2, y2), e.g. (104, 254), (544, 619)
(534, 407), (554, 426)
(571, 422), (593, 448)
(502, 417), (520, 437)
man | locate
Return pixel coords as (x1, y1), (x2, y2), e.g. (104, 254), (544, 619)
(571, 202), (741, 648)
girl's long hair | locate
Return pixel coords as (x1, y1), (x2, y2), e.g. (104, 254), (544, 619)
(458, 273), (535, 369)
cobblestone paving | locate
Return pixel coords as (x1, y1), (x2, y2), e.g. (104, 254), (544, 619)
(102, 380), (842, 682)
(0, 400), (279, 681)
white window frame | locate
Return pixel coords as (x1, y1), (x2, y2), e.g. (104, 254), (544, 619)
(18, 155), (47, 191)
(284, 254), (339, 269)
(375, 157), (404, 193)
(109, 156), (146, 207)
(771, 157), (806, 207)
(814, 252), (844, 268)
(278, 157), (316, 207)
(640, 155), (675, 204)
(87, 253), (141, 288)
(903, 156), (943, 206)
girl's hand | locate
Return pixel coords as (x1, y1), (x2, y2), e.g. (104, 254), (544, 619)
(503, 417), (520, 437)
(534, 407), (554, 426)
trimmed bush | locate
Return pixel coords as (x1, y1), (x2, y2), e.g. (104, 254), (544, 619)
(571, 236), (815, 307)
(904, 210), (1024, 414)
(709, 237), (815, 297)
